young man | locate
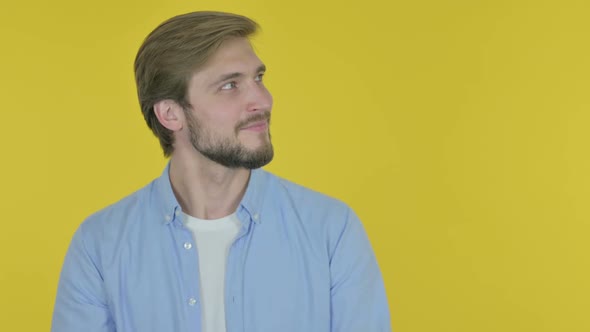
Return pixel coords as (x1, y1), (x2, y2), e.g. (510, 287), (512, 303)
(52, 11), (391, 332)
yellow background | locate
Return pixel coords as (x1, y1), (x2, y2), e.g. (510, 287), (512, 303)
(1, 0), (589, 331)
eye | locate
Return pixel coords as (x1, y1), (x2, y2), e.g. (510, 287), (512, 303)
(221, 82), (237, 90)
(255, 73), (265, 82)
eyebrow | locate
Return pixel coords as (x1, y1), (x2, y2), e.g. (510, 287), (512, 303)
(210, 64), (267, 88)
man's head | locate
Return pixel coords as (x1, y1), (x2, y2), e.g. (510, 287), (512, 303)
(134, 11), (274, 168)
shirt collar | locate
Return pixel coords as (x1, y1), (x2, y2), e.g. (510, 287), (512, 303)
(239, 166), (268, 224)
(153, 162), (268, 225)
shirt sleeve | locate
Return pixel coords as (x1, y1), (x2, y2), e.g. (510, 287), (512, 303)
(51, 225), (115, 332)
(329, 207), (392, 332)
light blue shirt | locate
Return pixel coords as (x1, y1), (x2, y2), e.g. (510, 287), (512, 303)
(52, 165), (391, 331)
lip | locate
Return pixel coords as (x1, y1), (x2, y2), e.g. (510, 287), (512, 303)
(241, 120), (268, 132)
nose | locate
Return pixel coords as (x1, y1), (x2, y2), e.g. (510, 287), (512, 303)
(246, 81), (273, 113)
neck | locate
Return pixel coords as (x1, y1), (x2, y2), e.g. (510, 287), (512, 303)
(169, 150), (250, 220)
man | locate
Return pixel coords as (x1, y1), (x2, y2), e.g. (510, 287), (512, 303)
(52, 11), (390, 332)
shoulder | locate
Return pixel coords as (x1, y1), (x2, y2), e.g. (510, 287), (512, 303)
(76, 180), (156, 247)
(260, 170), (358, 243)
(263, 170), (351, 216)
(260, 170), (367, 258)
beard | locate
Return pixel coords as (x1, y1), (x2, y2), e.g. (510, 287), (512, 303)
(184, 109), (274, 169)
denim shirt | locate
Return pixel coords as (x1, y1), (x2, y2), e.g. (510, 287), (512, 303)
(52, 165), (391, 331)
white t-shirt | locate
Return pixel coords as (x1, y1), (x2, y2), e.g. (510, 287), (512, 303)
(182, 212), (241, 332)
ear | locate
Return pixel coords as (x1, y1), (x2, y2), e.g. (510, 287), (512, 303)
(153, 100), (184, 131)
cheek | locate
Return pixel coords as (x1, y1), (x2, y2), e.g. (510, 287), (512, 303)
(205, 104), (242, 135)
(197, 99), (239, 122)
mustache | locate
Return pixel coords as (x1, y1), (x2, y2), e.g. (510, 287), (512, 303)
(236, 111), (271, 130)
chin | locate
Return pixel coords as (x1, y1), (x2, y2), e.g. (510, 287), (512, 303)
(241, 136), (270, 149)
(245, 143), (271, 155)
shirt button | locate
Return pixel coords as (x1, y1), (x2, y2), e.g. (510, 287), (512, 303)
(188, 297), (197, 306)
(252, 213), (259, 221)
(184, 242), (192, 250)
(165, 215), (171, 222)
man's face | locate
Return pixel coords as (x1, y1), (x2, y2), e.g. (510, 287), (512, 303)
(183, 37), (274, 169)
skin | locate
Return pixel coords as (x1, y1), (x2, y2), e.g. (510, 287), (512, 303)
(153, 37), (273, 220)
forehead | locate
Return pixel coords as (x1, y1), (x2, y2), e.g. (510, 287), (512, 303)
(191, 37), (263, 82)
